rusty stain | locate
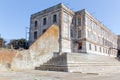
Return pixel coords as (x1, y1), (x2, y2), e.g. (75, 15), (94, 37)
(0, 49), (16, 64)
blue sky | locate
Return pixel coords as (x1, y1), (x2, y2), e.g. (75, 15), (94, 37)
(0, 0), (120, 41)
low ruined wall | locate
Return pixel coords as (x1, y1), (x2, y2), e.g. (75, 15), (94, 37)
(0, 25), (59, 71)
(0, 48), (16, 71)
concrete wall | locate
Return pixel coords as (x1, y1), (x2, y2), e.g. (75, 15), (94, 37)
(61, 9), (74, 53)
(29, 25), (59, 68)
(66, 53), (120, 74)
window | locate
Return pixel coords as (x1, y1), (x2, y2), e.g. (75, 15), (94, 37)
(95, 45), (97, 51)
(86, 17), (91, 26)
(53, 14), (57, 23)
(93, 34), (96, 41)
(77, 18), (81, 26)
(64, 13), (68, 23)
(42, 29), (46, 33)
(106, 49), (107, 53)
(78, 42), (82, 50)
(89, 44), (91, 50)
(87, 31), (91, 38)
(104, 48), (106, 53)
(103, 48), (104, 53)
(93, 23), (97, 31)
(35, 21), (38, 28)
(34, 31), (37, 40)
(71, 29), (74, 37)
(43, 17), (47, 25)
(72, 19), (74, 24)
(78, 30), (81, 38)
(85, 17), (88, 26)
(100, 47), (101, 52)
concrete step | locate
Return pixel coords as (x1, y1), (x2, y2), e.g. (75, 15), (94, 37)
(35, 53), (120, 74)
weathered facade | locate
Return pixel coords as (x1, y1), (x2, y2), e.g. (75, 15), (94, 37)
(118, 35), (120, 50)
(29, 3), (118, 57)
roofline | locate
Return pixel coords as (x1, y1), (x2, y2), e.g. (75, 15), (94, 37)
(31, 3), (74, 18)
(76, 9), (117, 37)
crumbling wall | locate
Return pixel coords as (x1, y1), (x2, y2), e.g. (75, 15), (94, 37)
(0, 48), (16, 71)
(0, 25), (59, 71)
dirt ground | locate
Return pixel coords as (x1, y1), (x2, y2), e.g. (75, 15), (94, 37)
(0, 70), (120, 80)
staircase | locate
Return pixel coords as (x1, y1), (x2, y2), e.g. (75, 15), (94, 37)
(66, 53), (120, 74)
(35, 53), (120, 74)
(35, 53), (68, 72)
(28, 24), (120, 74)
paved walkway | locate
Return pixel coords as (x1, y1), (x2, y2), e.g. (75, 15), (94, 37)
(0, 70), (120, 80)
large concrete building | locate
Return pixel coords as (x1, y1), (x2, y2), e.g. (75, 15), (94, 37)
(29, 3), (118, 57)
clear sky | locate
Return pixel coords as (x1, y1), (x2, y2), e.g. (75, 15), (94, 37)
(0, 0), (120, 41)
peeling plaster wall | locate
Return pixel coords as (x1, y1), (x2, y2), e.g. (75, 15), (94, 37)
(0, 49), (16, 71)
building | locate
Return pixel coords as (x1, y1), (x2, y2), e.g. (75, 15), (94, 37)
(118, 35), (120, 50)
(29, 3), (118, 57)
